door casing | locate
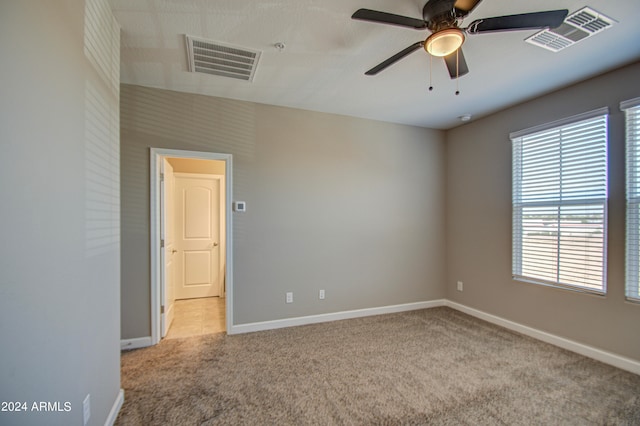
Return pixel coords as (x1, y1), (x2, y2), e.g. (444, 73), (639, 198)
(161, 158), (175, 337)
(150, 148), (233, 345)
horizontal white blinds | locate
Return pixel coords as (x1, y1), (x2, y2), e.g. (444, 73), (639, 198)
(512, 114), (608, 292)
(623, 101), (640, 302)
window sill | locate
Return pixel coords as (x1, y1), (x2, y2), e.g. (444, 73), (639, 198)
(512, 275), (606, 297)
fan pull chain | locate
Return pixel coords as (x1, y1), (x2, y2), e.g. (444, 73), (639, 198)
(428, 54), (433, 91)
(455, 49), (460, 96)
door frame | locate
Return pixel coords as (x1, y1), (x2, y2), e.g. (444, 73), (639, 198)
(160, 158), (175, 338)
(150, 148), (233, 345)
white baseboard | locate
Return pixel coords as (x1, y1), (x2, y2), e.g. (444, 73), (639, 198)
(228, 300), (447, 335)
(445, 300), (640, 376)
(104, 389), (124, 426)
(120, 336), (152, 350)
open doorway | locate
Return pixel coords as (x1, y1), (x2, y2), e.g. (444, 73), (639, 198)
(165, 159), (226, 338)
(150, 148), (233, 345)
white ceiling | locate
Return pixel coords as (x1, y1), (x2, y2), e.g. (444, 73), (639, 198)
(110, 0), (640, 129)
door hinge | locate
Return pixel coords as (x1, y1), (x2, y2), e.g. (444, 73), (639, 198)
(160, 173), (165, 182)
(161, 239), (165, 248)
(161, 305), (165, 314)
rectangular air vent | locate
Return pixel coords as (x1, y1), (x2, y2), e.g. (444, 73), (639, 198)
(185, 35), (261, 81)
(525, 7), (616, 52)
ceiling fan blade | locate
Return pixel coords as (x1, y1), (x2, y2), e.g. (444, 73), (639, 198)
(423, 0), (456, 22)
(352, 9), (427, 29)
(443, 48), (469, 79)
(466, 10), (568, 34)
(365, 42), (424, 76)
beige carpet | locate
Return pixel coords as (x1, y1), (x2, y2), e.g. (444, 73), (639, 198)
(116, 307), (640, 425)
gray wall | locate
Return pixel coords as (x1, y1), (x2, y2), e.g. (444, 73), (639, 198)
(120, 85), (446, 338)
(0, 1), (121, 425)
(446, 61), (640, 360)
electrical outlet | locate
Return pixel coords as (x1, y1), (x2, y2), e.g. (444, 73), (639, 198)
(319, 289), (325, 300)
(457, 281), (463, 292)
(83, 394), (91, 425)
(286, 292), (293, 303)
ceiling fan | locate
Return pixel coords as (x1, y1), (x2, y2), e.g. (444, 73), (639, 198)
(352, 0), (568, 79)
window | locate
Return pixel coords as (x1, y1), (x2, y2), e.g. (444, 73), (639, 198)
(511, 109), (609, 294)
(623, 97), (640, 302)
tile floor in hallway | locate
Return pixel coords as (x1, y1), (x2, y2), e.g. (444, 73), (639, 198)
(165, 296), (225, 339)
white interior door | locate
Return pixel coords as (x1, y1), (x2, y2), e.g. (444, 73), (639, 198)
(161, 159), (176, 337)
(175, 173), (221, 299)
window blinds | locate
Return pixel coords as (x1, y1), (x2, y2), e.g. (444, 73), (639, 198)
(623, 98), (640, 302)
(512, 111), (608, 293)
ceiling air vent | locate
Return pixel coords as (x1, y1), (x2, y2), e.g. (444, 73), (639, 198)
(525, 7), (616, 52)
(185, 35), (261, 81)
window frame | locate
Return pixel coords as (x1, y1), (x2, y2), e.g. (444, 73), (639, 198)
(622, 97), (640, 303)
(510, 108), (609, 295)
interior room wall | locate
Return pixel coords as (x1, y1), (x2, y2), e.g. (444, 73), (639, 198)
(0, 1), (121, 425)
(120, 84), (446, 338)
(446, 61), (640, 361)
(168, 157), (226, 175)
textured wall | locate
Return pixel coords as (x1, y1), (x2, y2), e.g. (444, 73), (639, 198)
(120, 85), (446, 338)
(0, 0), (121, 424)
(446, 61), (640, 361)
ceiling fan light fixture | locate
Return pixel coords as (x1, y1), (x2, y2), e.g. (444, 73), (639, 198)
(425, 28), (465, 57)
